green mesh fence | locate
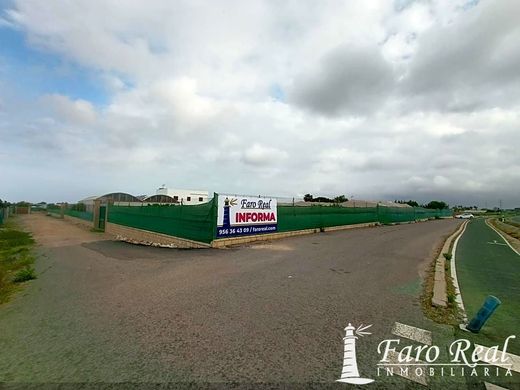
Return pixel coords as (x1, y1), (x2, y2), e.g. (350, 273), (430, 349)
(277, 205), (378, 232)
(108, 200), (216, 243)
(377, 206), (416, 224)
(377, 206), (452, 224)
(277, 205), (451, 232)
(64, 209), (93, 222)
(47, 207), (61, 215)
(105, 192), (452, 243)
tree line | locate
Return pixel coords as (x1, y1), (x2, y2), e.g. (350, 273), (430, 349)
(303, 195), (449, 209)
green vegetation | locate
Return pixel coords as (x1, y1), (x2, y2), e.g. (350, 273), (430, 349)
(425, 200), (449, 209)
(395, 199), (419, 207)
(0, 219), (36, 303)
(495, 219), (520, 240)
(12, 266), (36, 283)
(303, 194), (347, 203)
(456, 218), (520, 354)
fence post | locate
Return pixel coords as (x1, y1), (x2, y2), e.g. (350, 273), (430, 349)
(93, 200), (101, 229)
(60, 203), (66, 219)
(105, 202), (109, 229)
(211, 193), (218, 241)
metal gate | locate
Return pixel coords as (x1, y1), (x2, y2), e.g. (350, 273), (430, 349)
(98, 205), (106, 230)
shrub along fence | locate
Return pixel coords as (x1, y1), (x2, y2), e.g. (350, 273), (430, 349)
(107, 199), (216, 244)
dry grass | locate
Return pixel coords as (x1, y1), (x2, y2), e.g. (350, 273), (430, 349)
(0, 219), (36, 303)
(489, 218), (520, 252)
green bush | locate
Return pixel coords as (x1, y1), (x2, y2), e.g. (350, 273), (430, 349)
(447, 293), (456, 304)
(12, 266), (36, 283)
(443, 253), (452, 261)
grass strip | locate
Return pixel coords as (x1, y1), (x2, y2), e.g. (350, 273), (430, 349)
(0, 219), (36, 304)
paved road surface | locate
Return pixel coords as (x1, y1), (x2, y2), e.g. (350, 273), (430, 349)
(455, 218), (520, 355)
(0, 214), (463, 387)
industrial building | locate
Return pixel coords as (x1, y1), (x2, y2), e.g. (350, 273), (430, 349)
(155, 186), (209, 205)
(78, 186), (210, 212)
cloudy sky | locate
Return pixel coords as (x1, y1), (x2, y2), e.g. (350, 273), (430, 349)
(1, 0), (519, 207)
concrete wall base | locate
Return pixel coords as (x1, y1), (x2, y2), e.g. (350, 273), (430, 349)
(211, 222), (378, 248)
(106, 222), (210, 249)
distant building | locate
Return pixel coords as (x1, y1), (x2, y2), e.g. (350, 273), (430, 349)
(155, 186), (209, 205)
(78, 187), (210, 211)
(79, 193), (143, 212)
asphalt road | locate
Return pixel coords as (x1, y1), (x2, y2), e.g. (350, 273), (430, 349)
(0, 214), (464, 388)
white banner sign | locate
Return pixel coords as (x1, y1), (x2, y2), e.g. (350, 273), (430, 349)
(216, 194), (277, 238)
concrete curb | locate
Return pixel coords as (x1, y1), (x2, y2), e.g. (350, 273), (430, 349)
(450, 220), (469, 322)
(431, 220), (469, 308)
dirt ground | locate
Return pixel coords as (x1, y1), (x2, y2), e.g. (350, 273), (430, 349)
(0, 214), (472, 388)
(16, 214), (111, 247)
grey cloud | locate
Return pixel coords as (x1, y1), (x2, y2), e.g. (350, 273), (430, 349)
(402, 1), (520, 111)
(288, 45), (395, 116)
(1, 1), (520, 208)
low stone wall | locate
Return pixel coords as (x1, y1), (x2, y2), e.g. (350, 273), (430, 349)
(64, 215), (93, 229)
(106, 222), (210, 249)
(211, 222), (378, 248)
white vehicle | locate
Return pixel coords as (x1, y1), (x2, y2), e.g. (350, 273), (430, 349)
(456, 213), (474, 219)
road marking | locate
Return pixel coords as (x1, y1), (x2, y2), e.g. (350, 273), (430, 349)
(451, 220), (470, 323)
(391, 322), (432, 345)
(475, 344), (520, 373)
(379, 349), (428, 386)
(485, 219), (520, 257)
(487, 241), (507, 246)
(485, 382), (510, 390)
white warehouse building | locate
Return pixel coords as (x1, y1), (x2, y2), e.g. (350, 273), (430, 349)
(155, 186), (209, 205)
(78, 187), (210, 211)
